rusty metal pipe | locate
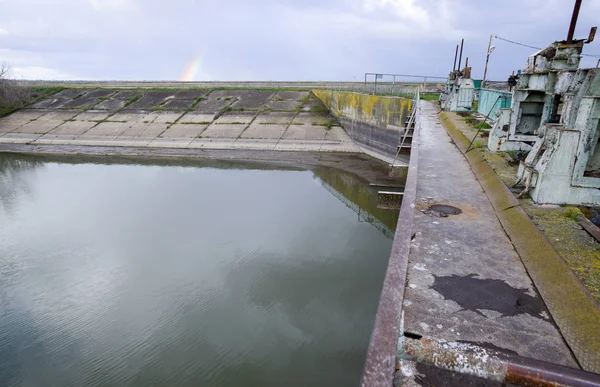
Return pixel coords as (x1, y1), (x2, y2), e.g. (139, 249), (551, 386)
(458, 39), (464, 70)
(399, 335), (600, 386)
(586, 26), (597, 43)
(567, 0), (583, 43)
(506, 360), (600, 387)
(453, 44), (459, 72)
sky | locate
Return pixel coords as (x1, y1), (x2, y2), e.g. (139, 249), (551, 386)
(1, 0), (599, 81)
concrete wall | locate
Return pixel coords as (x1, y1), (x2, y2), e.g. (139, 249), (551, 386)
(313, 90), (412, 158)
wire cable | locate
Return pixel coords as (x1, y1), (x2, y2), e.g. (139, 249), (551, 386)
(494, 35), (600, 58)
(494, 35), (541, 51)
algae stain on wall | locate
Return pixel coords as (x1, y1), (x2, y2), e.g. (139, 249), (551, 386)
(313, 90), (412, 130)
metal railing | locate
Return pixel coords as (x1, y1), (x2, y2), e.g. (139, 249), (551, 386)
(390, 87), (420, 172)
(399, 89), (419, 149)
(363, 73), (446, 96)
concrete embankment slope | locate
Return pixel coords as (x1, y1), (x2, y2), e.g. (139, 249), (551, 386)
(313, 90), (412, 161)
(0, 88), (361, 154)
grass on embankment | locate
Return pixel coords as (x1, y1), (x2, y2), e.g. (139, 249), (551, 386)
(0, 86), (64, 118)
(420, 93), (440, 101)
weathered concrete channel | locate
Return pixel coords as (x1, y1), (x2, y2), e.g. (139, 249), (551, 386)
(1, 83), (599, 385)
(0, 88), (366, 154)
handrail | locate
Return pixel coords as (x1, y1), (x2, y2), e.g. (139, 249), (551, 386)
(399, 98), (417, 149)
(361, 87), (421, 386)
(364, 72), (448, 80)
(390, 88), (420, 172)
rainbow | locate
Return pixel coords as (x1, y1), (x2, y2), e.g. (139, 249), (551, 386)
(180, 55), (202, 82)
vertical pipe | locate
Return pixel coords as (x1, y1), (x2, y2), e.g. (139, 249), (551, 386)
(483, 34), (494, 87)
(374, 74), (378, 95)
(458, 39), (464, 71)
(364, 73), (367, 92)
(453, 45), (459, 72)
(567, 0), (582, 42)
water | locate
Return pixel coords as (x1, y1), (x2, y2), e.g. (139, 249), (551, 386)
(0, 154), (398, 387)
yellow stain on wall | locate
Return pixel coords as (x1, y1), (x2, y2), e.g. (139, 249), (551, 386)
(312, 90), (412, 130)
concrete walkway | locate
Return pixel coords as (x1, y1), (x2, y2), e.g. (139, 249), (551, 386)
(399, 102), (578, 383)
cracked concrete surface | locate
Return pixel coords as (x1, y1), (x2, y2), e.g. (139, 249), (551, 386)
(399, 102), (578, 385)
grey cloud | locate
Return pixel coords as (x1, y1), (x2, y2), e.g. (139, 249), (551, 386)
(0, 0), (599, 81)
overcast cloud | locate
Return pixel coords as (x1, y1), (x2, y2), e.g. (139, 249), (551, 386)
(1, 0), (599, 81)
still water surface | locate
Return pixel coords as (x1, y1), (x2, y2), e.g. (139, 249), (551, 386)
(0, 155), (397, 387)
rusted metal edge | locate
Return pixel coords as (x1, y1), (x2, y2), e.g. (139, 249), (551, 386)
(360, 100), (421, 386)
(399, 335), (600, 387)
(567, 0), (582, 43)
(577, 214), (600, 243)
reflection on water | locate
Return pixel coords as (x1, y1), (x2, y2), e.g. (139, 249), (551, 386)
(0, 156), (42, 214)
(0, 154), (398, 387)
(313, 168), (399, 238)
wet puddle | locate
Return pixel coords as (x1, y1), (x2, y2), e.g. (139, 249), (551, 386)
(431, 274), (548, 318)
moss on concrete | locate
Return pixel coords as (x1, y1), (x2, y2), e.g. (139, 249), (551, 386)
(439, 107), (600, 372)
(313, 89), (412, 129)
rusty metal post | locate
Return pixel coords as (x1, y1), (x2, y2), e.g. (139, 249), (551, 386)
(458, 39), (464, 71)
(483, 33), (494, 87)
(453, 44), (459, 72)
(567, 0), (583, 43)
(586, 26), (597, 43)
(399, 335), (600, 386)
